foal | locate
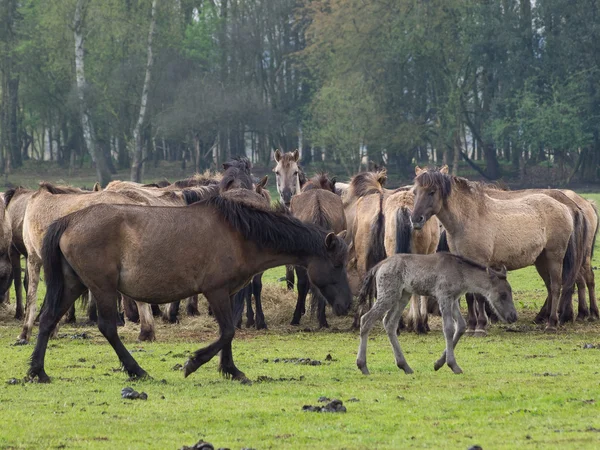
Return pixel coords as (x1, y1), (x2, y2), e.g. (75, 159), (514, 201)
(356, 253), (517, 375)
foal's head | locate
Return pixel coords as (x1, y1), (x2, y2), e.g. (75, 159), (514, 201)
(411, 165), (451, 230)
(273, 150), (303, 207)
(484, 266), (517, 324)
(307, 230), (352, 316)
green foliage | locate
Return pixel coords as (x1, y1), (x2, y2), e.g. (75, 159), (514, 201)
(181, 4), (222, 67)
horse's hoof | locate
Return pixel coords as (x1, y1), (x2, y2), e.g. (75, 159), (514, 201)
(183, 359), (200, 378)
(464, 329), (475, 336)
(544, 325), (557, 333)
(533, 315), (547, 325)
(137, 330), (156, 342)
(27, 370), (50, 383)
(400, 364), (414, 375)
(473, 329), (487, 337)
(14, 312), (24, 321)
(14, 338), (28, 346)
(588, 315), (599, 322)
(255, 323), (267, 330)
(290, 320), (300, 326)
(450, 365), (463, 374)
(357, 361), (369, 375)
(128, 371), (151, 381)
(186, 307), (200, 317)
(576, 314), (589, 322)
(434, 360), (444, 371)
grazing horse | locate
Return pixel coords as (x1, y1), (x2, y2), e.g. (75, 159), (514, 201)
(483, 187), (596, 325)
(411, 166), (585, 332)
(383, 189), (440, 333)
(27, 196), (352, 383)
(0, 199), (13, 307)
(356, 253), (517, 375)
(290, 173), (347, 327)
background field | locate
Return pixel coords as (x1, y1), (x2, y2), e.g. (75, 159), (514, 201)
(0, 189), (599, 449)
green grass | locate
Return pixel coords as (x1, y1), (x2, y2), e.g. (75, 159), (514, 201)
(1, 188), (600, 448)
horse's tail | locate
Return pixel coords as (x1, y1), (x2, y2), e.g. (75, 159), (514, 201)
(562, 210), (587, 289)
(436, 228), (449, 252)
(589, 200), (599, 259)
(395, 207), (412, 254)
(40, 216), (73, 317)
(355, 265), (379, 316)
(366, 194), (387, 270)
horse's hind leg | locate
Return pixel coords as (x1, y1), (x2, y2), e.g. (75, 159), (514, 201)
(184, 288), (245, 381)
(252, 274), (267, 330)
(186, 295), (200, 316)
(417, 295), (429, 334)
(86, 291), (98, 324)
(123, 295), (140, 323)
(291, 267), (309, 325)
(434, 298), (466, 374)
(406, 294), (418, 332)
(135, 300), (156, 342)
(474, 294), (488, 336)
(11, 247), (24, 320)
(534, 258), (552, 324)
(64, 304), (77, 324)
(383, 293), (413, 374)
(585, 264), (599, 321)
(356, 290), (393, 375)
(164, 300), (180, 324)
(28, 269), (86, 382)
(245, 284), (255, 328)
(17, 255), (42, 345)
(285, 265), (295, 291)
(575, 271), (589, 321)
(94, 290), (149, 379)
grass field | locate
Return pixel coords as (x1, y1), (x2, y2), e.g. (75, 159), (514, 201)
(0, 188), (600, 449)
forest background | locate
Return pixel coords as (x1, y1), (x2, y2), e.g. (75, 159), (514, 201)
(1, 0), (599, 187)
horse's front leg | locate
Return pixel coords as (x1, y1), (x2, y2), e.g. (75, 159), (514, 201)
(16, 256), (42, 345)
(291, 267), (309, 325)
(252, 274), (267, 330)
(575, 273), (589, 321)
(464, 293), (477, 334)
(474, 294), (488, 336)
(356, 291), (392, 375)
(184, 289), (245, 381)
(135, 300), (156, 342)
(434, 298), (466, 373)
(11, 247), (24, 320)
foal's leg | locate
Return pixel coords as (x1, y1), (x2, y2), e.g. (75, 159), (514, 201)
(434, 298), (467, 373)
(11, 247), (24, 320)
(356, 289), (394, 375)
(17, 255), (42, 344)
(94, 290), (149, 379)
(184, 288), (245, 380)
(186, 295), (200, 316)
(291, 267), (309, 325)
(135, 300), (156, 342)
(252, 274), (267, 330)
(383, 293), (413, 374)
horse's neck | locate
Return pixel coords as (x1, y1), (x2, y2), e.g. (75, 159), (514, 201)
(436, 187), (484, 236)
(251, 246), (309, 273)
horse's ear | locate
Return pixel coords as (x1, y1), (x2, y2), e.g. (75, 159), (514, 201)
(377, 169), (387, 186)
(331, 176), (337, 188)
(258, 175), (268, 188)
(440, 165), (449, 174)
(325, 232), (336, 250)
(274, 149), (282, 162)
(415, 166), (424, 176)
(337, 230), (347, 241)
(222, 162), (231, 170)
(93, 182), (101, 191)
(292, 149), (300, 162)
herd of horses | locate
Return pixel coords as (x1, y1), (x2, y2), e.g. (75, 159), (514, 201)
(0, 150), (597, 382)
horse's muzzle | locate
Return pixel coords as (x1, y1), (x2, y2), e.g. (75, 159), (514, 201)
(411, 216), (425, 230)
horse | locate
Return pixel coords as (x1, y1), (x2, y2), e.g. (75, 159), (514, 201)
(290, 173), (347, 327)
(483, 186), (597, 325)
(17, 185), (157, 344)
(356, 252), (517, 375)
(383, 189), (440, 333)
(273, 149), (308, 291)
(411, 166), (585, 332)
(27, 195), (352, 383)
(0, 198), (13, 308)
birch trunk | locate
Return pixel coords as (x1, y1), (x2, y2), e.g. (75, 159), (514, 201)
(130, 0), (157, 182)
(74, 0), (111, 186)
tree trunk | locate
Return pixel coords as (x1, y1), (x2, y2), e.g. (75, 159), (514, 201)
(74, 0), (112, 186)
(131, 0), (157, 182)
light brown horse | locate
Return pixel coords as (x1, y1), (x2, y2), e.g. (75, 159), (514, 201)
(384, 189), (440, 333)
(484, 186), (597, 325)
(27, 195), (352, 383)
(290, 173), (347, 327)
(0, 198), (13, 308)
(411, 166), (585, 332)
(18, 186), (153, 344)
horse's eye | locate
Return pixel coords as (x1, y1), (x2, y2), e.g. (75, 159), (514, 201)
(294, 171), (298, 176)
(276, 171), (280, 176)
(428, 191), (435, 197)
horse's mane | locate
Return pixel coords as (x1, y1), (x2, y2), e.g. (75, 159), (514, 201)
(199, 195), (329, 257)
(182, 186), (219, 205)
(302, 172), (336, 193)
(414, 168), (488, 200)
(442, 252), (507, 280)
(172, 171), (221, 189)
(348, 170), (387, 199)
(4, 186), (30, 207)
(38, 182), (89, 195)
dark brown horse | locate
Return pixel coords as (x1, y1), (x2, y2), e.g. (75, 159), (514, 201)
(290, 173), (347, 327)
(28, 195), (352, 383)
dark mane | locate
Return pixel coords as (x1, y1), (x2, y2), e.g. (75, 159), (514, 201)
(219, 166), (254, 192)
(349, 170), (386, 198)
(442, 253), (507, 279)
(198, 195), (329, 257)
(182, 186), (219, 205)
(4, 186), (28, 207)
(414, 168), (452, 199)
(38, 182), (89, 195)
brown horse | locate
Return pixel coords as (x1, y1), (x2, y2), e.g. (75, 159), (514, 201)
(18, 186), (154, 344)
(343, 170), (388, 294)
(411, 166), (585, 332)
(27, 195), (352, 383)
(290, 173), (347, 327)
(483, 186), (597, 325)
(0, 198), (13, 308)
(384, 189), (440, 333)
